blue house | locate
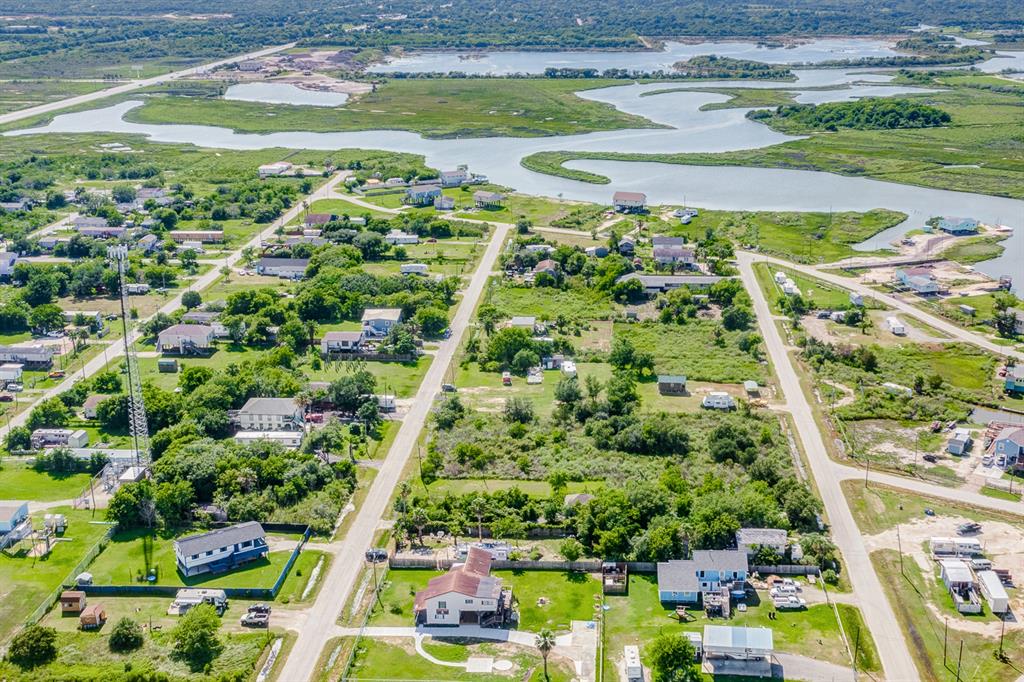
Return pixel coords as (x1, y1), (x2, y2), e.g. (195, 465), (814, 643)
(1004, 365), (1024, 394)
(993, 427), (1024, 467)
(657, 550), (749, 604)
(0, 501), (29, 534)
(938, 217), (979, 235)
(405, 185), (442, 206)
(174, 521), (268, 577)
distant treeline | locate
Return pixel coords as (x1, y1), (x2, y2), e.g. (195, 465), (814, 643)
(749, 98), (952, 131)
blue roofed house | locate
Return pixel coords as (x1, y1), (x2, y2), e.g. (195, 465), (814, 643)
(174, 521), (268, 577)
(896, 267), (940, 295)
(657, 550), (749, 604)
(938, 217), (980, 235)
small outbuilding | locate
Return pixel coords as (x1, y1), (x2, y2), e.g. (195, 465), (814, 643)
(657, 375), (687, 396)
(79, 603), (107, 630)
(60, 590), (86, 614)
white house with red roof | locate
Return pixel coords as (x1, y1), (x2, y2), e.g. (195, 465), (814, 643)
(413, 547), (515, 627)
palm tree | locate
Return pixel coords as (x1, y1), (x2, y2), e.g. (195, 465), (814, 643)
(535, 629), (556, 680)
(469, 495), (487, 541)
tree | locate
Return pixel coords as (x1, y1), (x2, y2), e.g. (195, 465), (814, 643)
(646, 633), (699, 682)
(155, 480), (195, 526)
(7, 625), (58, 668)
(181, 290), (202, 310)
(721, 305), (752, 331)
(353, 231), (387, 260)
(106, 480), (156, 528)
(559, 537), (583, 562)
(29, 304), (65, 333)
(4, 425), (31, 452)
(414, 306), (448, 337)
(27, 397), (71, 431)
(504, 397), (535, 424)
(469, 495), (487, 540)
(536, 628), (556, 680)
(172, 603), (222, 666)
(511, 348), (540, 373)
(912, 374), (925, 394)
(109, 617), (144, 652)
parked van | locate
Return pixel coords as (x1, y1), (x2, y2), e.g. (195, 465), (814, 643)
(502, 372), (512, 386)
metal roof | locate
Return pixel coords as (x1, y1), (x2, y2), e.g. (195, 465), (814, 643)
(703, 625), (774, 654)
(174, 521), (266, 557)
(239, 397), (300, 416)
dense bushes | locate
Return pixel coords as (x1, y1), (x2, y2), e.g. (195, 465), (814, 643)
(751, 98), (952, 131)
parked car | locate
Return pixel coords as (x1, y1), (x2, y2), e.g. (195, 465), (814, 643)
(957, 522), (982, 535)
(248, 603), (272, 614)
(365, 548), (388, 563)
(7, 383), (22, 392)
(441, 383), (457, 393)
(240, 612), (269, 627)
(48, 370), (65, 378)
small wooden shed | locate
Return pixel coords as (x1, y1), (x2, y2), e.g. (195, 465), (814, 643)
(79, 603), (107, 630)
(59, 590), (86, 614)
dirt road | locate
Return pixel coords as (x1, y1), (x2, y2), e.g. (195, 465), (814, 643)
(277, 222), (512, 681)
(0, 43), (295, 127)
(738, 251), (920, 681)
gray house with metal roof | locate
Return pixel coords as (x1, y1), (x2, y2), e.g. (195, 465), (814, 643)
(174, 521), (268, 577)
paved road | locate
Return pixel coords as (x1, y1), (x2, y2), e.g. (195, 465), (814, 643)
(752, 252), (1024, 361)
(0, 171), (349, 437)
(0, 43), (295, 127)
(738, 252), (920, 681)
(278, 222), (512, 681)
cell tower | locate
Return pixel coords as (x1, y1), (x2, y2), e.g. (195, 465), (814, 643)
(108, 245), (151, 469)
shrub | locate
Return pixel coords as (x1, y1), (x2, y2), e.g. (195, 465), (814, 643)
(109, 617), (144, 652)
(8, 625), (58, 667)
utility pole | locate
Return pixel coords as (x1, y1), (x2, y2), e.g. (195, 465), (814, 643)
(943, 617), (948, 666)
(897, 523), (904, 576)
(955, 640), (963, 682)
(864, 457), (870, 488)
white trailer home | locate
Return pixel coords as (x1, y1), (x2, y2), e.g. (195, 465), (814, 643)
(977, 570), (1009, 614)
(886, 317), (906, 335)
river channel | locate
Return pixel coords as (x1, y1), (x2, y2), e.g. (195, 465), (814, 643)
(6, 38), (1023, 283)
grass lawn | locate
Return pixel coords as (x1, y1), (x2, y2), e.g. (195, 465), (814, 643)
(600, 573), (875, 680)
(449, 188), (603, 227)
(0, 507), (113, 642)
(614, 321), (767, 384)
(85, 527), (301, 589)
(371, 569), (600, 632)
(0, 460), (91, 501)
(488, 283), (619, 323)
(126, 78), (662, 139)
(753, 262), (856, 313)
(306, 356), (433, 399)
(348, 637), (576, 682)
(307, 197), (396, 220)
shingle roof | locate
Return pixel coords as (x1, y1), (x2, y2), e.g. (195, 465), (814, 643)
(174, 521), (265, 557)
(613, 191), (646, 203)
(362, 308), (403, 322)
(736, 528), (787, 547)
(996, 426), (1024, 447)
(239, 397), (300, 416)
(304, 213), (333, 224)
(257, 257), (310, 268)
(651, 235), (684, 247)
(158, 324), (213, 340)
(657, 560), (699, 593)
(692, 549), (748, 573)
(323, 331), (364, 342)
(414, 547), (501, 609)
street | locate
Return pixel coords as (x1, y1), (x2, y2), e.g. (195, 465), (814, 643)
(738, 251), (920, 681)
(277, 222), (511, 681)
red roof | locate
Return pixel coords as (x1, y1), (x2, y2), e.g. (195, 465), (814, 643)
(304, 213), (333, 225)
(414, 547), (499, 611)
(534, 259), (558, 273)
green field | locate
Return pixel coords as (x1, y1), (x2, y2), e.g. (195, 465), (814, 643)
(0, 462), (91, 502)
(520, 86), (1024, 199)
(124, 79), (662, 138)
(488, 283), (619, 322)
(0, 507), (113, 643)
(614, 321), (768, 383)
(939, 234), (1009, 264)
(370, 569), (600, 632)
(754, 262), (858, 312)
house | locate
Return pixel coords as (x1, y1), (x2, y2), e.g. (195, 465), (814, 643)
(385, 229), (420, 245)
(255, 257), (310, 279)
(81, 395), (106, 420)
(304, 213), (334, 228)
(947, 428), (973, 455)
(940, 559), (981, 613)
(258, 162), (292, 179)
(78, 225), (127, 239)
(156, 324), (215, 355)
(0, 198), (32, 212)
(168, 231), (223, 244)
(137, 188), (167, 201)
(1007, 308), (1024, 336)
(233, 431), (303, 449)
(849, 292), (864, 306)
(977, 570), (1009, 614)
(585, 245), (609, 258)
(508, 316), (537, 333)
(60, 591), (87, 614)
(702, 626), (773, 676)
(702, 392), (735, 410)
(400, 263), (429, 276)
(79, 603), (107, 630)
(31, 428), (89, 449)
(617, 236), (636, 255)
(405, 185), (442, 206)
(657, 550), (749, 604)
(321, 330), (364, 355)
(0, 252), (18, 277)
(181, 311), (235, 338)
(614, 273), (724, 294)
(72, 216), (109, 229)
(652, 235), (685, 248)
(743, 380), (759, 395)
(736, 528), (788, 557)
(439, 167), (470, 187)
(654, 245), (696, 267)
(563, 492), (594, 507)
(612, 191), (647, 213)
(362, 308), (403, 336)
(0, 363), (23, 383)
(1004, 365), (1024, 393)
(992, 426), (1024, 466)
(657, 375), (687, 396)
(174, 521), (268, 577)
(896, 267), (940, 295)
(533, 259), (559, 278)
(63, 310), (103, 328)
(238, 60), (262, 72)
(125, 283), (150, 294)
(236, 397), (304, 431)
(885, 317), (906, 336)
(434, 195), (455, 211)
(473, 191), (504, 208)
(413, 547), (515, 627)
(0, 345), (54, 367)
(0, 501), (29, 534)
(523, 244), (553, 255)
(938, 217), (979, 235)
